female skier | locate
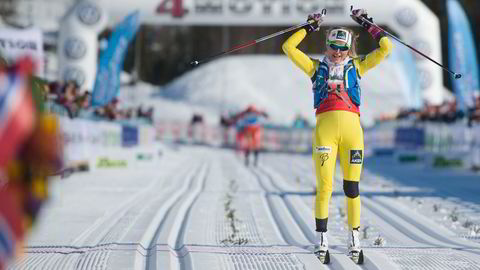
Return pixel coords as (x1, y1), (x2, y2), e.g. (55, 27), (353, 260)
(282, 9), (393, 264)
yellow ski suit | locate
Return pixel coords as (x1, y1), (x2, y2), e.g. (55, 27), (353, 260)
(282, 28), (393, 231)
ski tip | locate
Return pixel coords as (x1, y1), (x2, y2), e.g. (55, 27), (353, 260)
(357, 250), (364, 264)
(349, 250), (364, 265)
(454, 73), (462, 79)
(324, 250), (330, 264)
(315, 250), (330, 264)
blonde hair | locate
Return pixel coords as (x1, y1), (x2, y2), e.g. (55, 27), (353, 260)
(325, 27), (359, 58)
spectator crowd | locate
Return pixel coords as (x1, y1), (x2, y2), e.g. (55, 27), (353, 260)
(42, 80), (154, 123)
(376, 95), (480, 126)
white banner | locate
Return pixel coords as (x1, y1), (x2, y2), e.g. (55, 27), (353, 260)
(59, 117), (123, 165)
(0, 28), (44, 76)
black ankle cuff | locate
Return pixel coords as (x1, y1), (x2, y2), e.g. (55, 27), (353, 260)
(316, 218), (328, 232)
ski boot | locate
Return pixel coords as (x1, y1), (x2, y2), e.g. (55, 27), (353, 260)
(347, 228), (364, 264)
(314, 231), (330, 264)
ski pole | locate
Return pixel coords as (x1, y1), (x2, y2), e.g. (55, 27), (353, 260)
(190, 9), (327, 67)
(350, 6), (462, 79)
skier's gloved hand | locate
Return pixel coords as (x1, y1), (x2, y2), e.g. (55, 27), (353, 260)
(304, 13), (324, 33)
(350, 9), (385, 41)
(351, 9), (372, 28)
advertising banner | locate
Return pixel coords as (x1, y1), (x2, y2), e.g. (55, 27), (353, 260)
(0, 28), (44, 76)
(92, 11), (140, 106)
(394, 127), (425, 149)
(122, 125), (139, 147)
(447, 0), (479, 111)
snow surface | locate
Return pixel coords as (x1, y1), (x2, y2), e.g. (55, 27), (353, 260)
(124, 54), (408, 127)
(8, 144), (480, 270)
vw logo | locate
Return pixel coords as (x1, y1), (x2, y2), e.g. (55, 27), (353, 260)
(64, 67), (86, 87)
(64, 37), (87, 60)
(77, 2), (102, 25)
(395, 7), (417, 28)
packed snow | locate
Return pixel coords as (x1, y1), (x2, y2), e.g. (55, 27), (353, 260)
(8, 144), (480, 270)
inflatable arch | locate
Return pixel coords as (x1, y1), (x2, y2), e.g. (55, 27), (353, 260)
(60, 0), (444, 104)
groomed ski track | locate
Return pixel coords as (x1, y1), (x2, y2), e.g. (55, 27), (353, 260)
(8, 145), (480, 270)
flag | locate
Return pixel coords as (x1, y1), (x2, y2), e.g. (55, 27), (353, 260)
(0, 59), (36, 167)
(91, 11), (140, 106)
(447, 0), (479, 111)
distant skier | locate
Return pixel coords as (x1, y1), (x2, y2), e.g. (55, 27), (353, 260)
(282, 9), (393, 264)
(229, 105), (268, 166)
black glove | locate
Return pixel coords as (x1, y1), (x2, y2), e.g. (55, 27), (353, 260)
(304, 13), (324, 33)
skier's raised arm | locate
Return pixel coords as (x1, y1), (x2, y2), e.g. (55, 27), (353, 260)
(350, 9), (394, 77)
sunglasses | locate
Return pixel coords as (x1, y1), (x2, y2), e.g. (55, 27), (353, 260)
(328, 43), (350, 51)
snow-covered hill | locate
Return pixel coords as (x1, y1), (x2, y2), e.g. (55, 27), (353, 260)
(125, 54), (410, 127)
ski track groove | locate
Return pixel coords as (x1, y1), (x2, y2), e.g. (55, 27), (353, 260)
(135, 161), (206, 270)
(193, 155), (311, 270)
(17, 254), (33, 270)
(9, 149), (480, 269)
(262, 154), (480, 269)
(373, 196), (480, 252)
(259, 160), (404, 270)
(166, 162), (210, 270)
(264, 159), (405, 270)
(71, 166), (180, 270)
(255, 165), (362, 270)
(14, 254), (31, 270)
(11, 156), (195, 270)
(365, 195), (480, 264)
(251, 167), (331, 270)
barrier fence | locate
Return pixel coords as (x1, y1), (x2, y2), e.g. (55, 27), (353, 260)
(59, 116), (155, 167)
(365, 121), (480, 168)
(154, 121), (313, 153)
(57, 114), (480, 169)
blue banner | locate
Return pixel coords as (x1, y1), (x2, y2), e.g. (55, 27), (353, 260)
(447, 0), (479, 111)
(91, 11), (140, 106)
(122, 125), (138, 147)
(394, 127), (425, 149)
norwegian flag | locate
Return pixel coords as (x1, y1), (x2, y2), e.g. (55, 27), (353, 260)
(0, 59), (36, 167)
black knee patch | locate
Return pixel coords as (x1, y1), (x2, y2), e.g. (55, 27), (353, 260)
(316, 218), (328, 232)
(343, 180), (359, 198)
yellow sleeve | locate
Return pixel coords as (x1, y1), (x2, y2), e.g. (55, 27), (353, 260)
(282, 29), (318, 78)
(354, 36), (394, 77)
